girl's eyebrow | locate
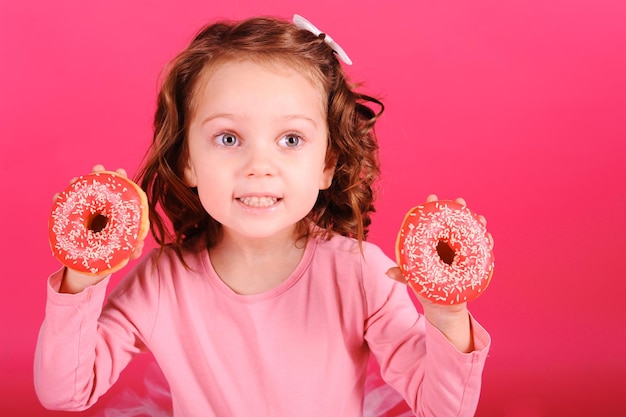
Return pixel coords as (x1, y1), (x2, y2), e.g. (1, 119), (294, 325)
(282, 114), (319, 128)
(200, 113), (236, 126)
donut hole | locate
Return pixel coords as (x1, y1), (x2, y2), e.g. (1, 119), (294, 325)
(436, 240), (456, 265)
(87, 213), (109, 233)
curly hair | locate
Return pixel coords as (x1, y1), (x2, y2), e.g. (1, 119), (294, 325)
(137, 16), (384, 260)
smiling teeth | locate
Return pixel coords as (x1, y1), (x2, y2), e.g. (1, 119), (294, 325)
(239, 196), (278, 207)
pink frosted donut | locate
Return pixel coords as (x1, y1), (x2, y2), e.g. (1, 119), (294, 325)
(395, 200), (494, 305)
(48, 171), (149, 275)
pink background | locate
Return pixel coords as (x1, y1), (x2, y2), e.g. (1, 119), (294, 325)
(1, 0), (625, 416)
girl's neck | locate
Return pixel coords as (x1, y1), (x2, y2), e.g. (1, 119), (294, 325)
(208, 226), (307, 295)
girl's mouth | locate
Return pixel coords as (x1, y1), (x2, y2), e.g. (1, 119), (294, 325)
(238, 196), (279, 207)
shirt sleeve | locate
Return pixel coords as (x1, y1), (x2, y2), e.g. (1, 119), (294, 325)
(34, 260), (157, 411)
(360, 244), (491, 417)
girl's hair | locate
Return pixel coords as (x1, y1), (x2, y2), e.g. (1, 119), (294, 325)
(138, 16), (384, 259)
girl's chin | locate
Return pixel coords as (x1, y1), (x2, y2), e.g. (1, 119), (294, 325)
(221, 223), (300, 241)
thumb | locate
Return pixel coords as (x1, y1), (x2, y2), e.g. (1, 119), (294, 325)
(386, 267), (407, 284)
(131, 240), (145, 260)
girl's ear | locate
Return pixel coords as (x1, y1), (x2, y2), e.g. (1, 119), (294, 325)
(319, 156), (337, 190)
(183, 160), (198, 187)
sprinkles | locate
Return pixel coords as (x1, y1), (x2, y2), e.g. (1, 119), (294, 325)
(48, 171), (149, 275)
(395, 200), (494, 305)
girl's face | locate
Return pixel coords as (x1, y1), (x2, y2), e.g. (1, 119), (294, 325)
(184, 59), (334, 242)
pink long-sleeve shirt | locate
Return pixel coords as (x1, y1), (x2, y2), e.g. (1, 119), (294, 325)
(35, 234), (490, 416)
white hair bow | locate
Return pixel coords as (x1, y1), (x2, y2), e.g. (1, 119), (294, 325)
(292, 14), (353, 65)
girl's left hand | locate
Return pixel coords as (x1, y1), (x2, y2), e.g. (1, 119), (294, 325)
(386, 194), (491, 353)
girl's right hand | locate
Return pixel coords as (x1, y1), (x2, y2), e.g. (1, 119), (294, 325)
(54, 165), (145, 294)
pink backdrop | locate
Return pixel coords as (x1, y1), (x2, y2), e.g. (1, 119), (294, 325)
(1, 0), (625, 416)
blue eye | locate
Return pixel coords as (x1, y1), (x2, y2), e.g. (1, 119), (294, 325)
(217, 133), (239, 146)
(279, 134), (302, 148)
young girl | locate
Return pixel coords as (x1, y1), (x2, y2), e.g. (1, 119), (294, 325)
(35, 15), (491, 417)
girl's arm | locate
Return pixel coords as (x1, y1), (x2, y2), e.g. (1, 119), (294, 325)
(362, 244), (490, 417)
(388, 194), (493, 353)
(34, 269), (116, 410)
(35, 166), (149, 410)
(34, 260), (155, 411)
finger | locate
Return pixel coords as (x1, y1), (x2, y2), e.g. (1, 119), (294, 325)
(54, 176), (78, 202)
(455, 197), (467, 206)
(478, 214), (487, 226)
(116, 168), (128, 178)
(385, 267), (407, 284)
(413, 292), (434, 306)
(92, 164), (106, 173)
(487, 232), (494, 249)
(426, 194), (438, 203)
(131, 240), (145, 260)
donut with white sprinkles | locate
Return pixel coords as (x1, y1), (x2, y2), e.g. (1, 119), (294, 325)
(395, 200), (494, 305)
(48, 171), (149, 275)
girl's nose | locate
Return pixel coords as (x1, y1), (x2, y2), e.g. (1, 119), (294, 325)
(244, 144), (277, 177)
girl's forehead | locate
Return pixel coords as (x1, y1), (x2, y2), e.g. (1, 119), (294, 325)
(192, 57), (328, 115)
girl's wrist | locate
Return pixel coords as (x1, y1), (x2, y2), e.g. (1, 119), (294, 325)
(59, 267), (108, 294)
(423, 304), (474, 353)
